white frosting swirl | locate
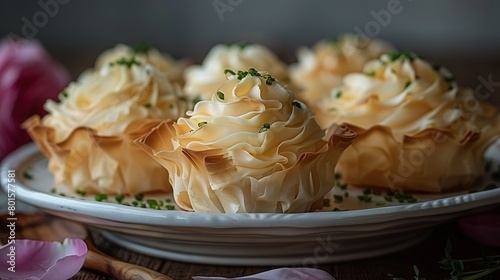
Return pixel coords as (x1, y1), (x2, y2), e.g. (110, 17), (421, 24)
(314, 53), (464, 139)
(183, 44), (289, 103)
(137, 70), (355, 213)
(177, 72), (319, 152)
(290, 34), (394, 104)
(43, 59), (186, 143)
(95, 44), (183, 84)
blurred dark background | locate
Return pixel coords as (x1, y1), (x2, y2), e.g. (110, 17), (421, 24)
(1, 0), (499, 103)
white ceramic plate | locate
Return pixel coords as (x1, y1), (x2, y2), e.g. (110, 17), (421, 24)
(1, 142), (500, 265)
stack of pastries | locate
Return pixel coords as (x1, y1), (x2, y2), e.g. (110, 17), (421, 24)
(23, 34), (500, 213)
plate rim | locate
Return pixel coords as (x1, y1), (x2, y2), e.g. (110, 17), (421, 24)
(2, 143), (500, 229)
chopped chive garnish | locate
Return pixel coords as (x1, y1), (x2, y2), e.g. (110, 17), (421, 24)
(110, 57), (141, 68)
(226, 68), (276, 85)
(339, 183), (348, 190)
(259, 123), (271, 133)
(364, 70), (375, 77)
(166, 198), (172, 203)
(198, 121), (208, 127)
(147, 199), (162, 210)
(335, 90), (343, 99)
(323, 198), (331, 207)
(59, 193), (66, 197)
(263, 74), (275, 85)
(224, 69), (236, 75)
(95, 193), (107, 202)
(247, 68), (260, 76)
(133, 43), (152, 54)
(62, 91), (68, 98)
(375, 201), (386, 206)
(165, 205), (175, 210)
(387, 50), (415, 62)
(237, 70), (246, 79)
(333, 195), (344, 203)
(388, 52), (400, 62)
(384, 195), (393, 202)
(334, 172), (342, 180)
(115, 195), (124, 204)
(50, 187), (57, 194)
(23, 172), (33, 180)
(344, 192), (349, 198)
(404, 81), (412, 89)
(76, 190), (87, 197)
(135, 193), (144, 201)
(357, 194), (372, 203)
(131, 201), (139, 207)
(217, 91), (225, 100)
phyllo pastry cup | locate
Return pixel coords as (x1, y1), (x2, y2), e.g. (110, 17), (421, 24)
(337, 123), (499, 193)
(315, 52), (500, 193)
(23, 117), (170, 195)
(23, 55), (187, 196)
(137, 68), (356, 213)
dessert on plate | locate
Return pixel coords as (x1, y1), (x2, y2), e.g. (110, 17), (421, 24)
(312, 51), (500, 193)
(23, 51), (187, 195)
(183, 43), (289, 107)
(137, 68), (356, 213)
(290, 34), (394, 105)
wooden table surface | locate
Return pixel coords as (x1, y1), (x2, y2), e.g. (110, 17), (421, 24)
(1, 207), (499, 280)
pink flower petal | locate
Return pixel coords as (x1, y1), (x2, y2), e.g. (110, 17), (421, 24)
(0, 238), (87, 280)
(192, 268), (335, 280)
(458, 213), (500, 247)
(0, 36), (70, 161)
